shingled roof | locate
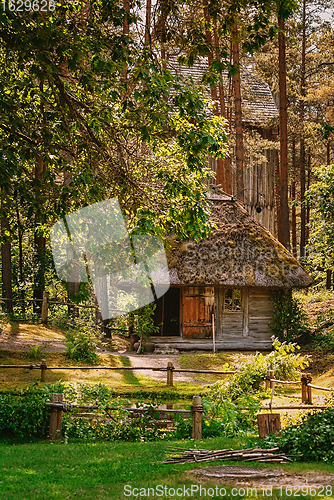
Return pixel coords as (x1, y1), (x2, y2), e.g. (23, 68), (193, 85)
(168, 57), (278, 126)
(167, 194), (312, 289)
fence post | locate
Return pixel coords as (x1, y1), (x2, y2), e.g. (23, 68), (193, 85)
(270, 370), (275, 389)
(49, 393), (63, 440)
(192, 396), (203, 440)
(167, 362), (174, 387)
(301, 373), (308, 403)
(307, 373), (313, 404)
(265, 370), (271, 391)
(41, 291), (50, 324)
(41, 359), (47, 382)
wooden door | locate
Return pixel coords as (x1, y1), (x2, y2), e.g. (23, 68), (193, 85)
(182, 286), (214, 339)
(216, 288), (245, 338)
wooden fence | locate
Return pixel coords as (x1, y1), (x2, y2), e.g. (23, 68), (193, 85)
(46, 393), (204, 440)
(2, 363), (334, 398)
(1, 292), (97, 323)
(264, 370), (334, 409)
(0, 360), (236, 386)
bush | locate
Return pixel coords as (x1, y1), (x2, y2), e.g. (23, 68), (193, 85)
(311, 309), (334, 352)
(114, 303), (159, 348)
(265, 407), (334, 463)
(207, 338), (308, 401)
(174, 395), (260, 439)
(27, 345), (42, 360)
(65, 321), (99, 363)
(63, 397), (174, 442)
(0, 387), (49, 438)
(270, 290), (309, 342)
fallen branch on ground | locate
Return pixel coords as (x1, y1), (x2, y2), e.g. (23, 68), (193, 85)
(160, 447), (292, 464)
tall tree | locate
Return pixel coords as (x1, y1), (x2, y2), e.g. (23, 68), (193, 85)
(299, 0), (306, 258)
(278, 14), (290, 250)
(232, 24), (244, 201)
(1, 197), (12, 313)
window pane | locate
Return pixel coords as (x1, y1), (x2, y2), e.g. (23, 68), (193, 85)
(224, 289), (233, 310)
(233, 289), (241, 310)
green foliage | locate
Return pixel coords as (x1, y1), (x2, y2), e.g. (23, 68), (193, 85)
(64, 321), (99, 363)
(311, 309), (334, 352)
(207, 338), (308, 401)
(306, 165), (334, 280)
(0, 386), (49, 438)
(174, 395), (260, 439)
(63, 396), (173, 443)
(270, 290), (309, 342)
(115, 302), (159, 343)
(294, 288), (334, 304)
(265, 408), (334, 463)
(27, 345), (42, 360)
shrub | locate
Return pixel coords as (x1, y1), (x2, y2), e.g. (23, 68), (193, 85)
(63, 398), (173, 442)
(65, 321), (99, 363)
(115, 303), (159, 348)
(0, 387), (49, 438)
(270, 290), (309, 342)
(27, 345), (42, 360)
(264, 407), (334, 463)
(174, 395), (260, 439)
(311, 309), (334, 352)
(207, 338), (308, 401)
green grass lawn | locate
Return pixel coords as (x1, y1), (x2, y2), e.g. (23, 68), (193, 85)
(1, 436), (334, 500)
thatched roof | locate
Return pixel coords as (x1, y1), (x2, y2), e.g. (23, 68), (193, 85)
(167, 194), (313, 289)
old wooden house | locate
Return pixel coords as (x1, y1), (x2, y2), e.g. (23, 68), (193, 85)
(152, 193), (312, 350)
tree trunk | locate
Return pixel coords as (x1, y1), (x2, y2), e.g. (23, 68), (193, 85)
(33, 156), (46, 314)
(202, 2), (218, 112)
(291, 137), (297, 257)
(278, 16), (290, 250)
(157, 0), (168, 68)
(306, 149), (311, 247)
(1, 202), (13, 314)
(274, 143), (281, 239)
(326, 270), (332, 290)
(145, 0), (152, 47)
(15, 198), (25, 312)
(232, 25), (244, 202)
(123, 0), (130, 80)
(213, 21), (229, 192)
(299, 0), (306, 258)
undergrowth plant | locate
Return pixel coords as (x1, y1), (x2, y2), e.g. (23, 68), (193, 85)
(270, 290), (309, 342)
(311, 309), (334, 352)
(115, 303), (159, 345)
(207, 338), (308, 401)
(65, 320), (100, 363)
(0, 386), (49, 438)
(27, 345), (42, 360)
(263, 406), (334, 463)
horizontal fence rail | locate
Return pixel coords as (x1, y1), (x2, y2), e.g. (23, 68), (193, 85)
(46, 394), (203, 440)
(265, 370), (334, 406)
(0, 360), (235, 386)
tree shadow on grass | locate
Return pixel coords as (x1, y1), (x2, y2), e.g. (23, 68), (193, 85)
(120, 356), (141, 386)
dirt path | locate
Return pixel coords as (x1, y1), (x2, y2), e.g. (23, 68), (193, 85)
(0, 323), (66, 353)
(0, 323), (206, 384)
(121, 352), (208, 385)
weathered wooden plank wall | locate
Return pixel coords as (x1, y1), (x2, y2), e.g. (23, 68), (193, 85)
(248, 288), (274, 340)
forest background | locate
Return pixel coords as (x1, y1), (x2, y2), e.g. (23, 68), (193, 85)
(1, 0), (334, 322)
